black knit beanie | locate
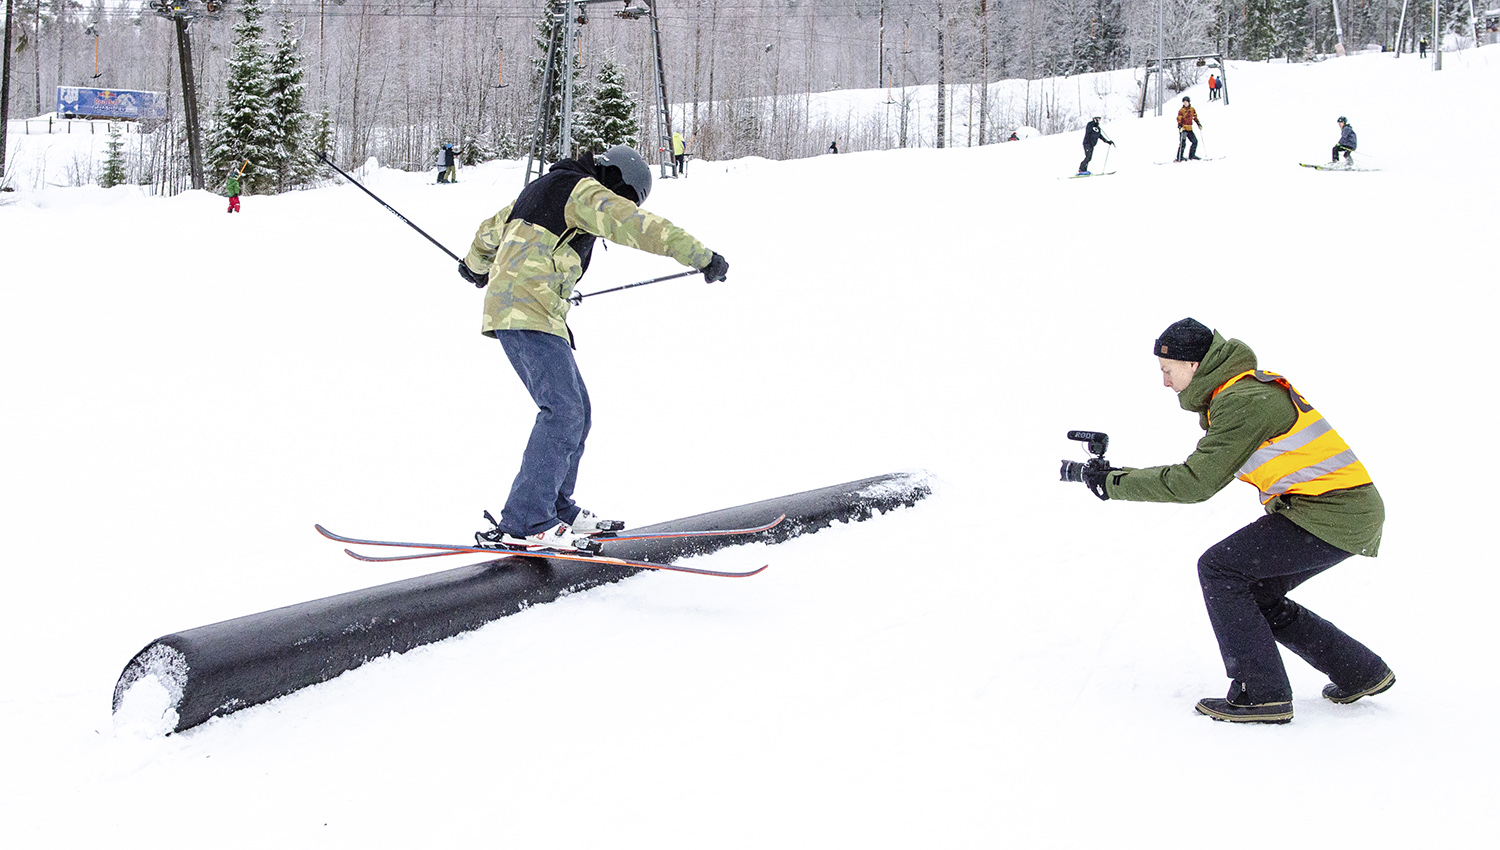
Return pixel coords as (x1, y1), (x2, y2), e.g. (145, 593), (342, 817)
(1154, 318), (1213, 362)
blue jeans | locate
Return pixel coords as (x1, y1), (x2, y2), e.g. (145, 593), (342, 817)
(496, 330), (591, 535)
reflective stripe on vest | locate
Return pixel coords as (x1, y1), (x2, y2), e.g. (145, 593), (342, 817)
(1209, 370), (1373, 504)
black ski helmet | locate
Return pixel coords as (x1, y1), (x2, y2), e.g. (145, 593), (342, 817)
(1337, 116), (1347, 124)
(595, 145), (652, 204)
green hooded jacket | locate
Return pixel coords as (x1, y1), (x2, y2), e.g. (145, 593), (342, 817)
(1105, 332), (1384, 556)
(226, 176), (240, 197)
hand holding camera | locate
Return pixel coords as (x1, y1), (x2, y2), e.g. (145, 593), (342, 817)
(1060, 430), (1117, 501)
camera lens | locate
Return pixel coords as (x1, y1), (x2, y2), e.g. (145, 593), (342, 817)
(1060, 460), (1084, 482)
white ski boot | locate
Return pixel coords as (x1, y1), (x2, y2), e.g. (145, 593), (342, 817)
(570, 508), (625, 534)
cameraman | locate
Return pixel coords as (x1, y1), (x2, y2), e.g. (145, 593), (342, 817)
(1074, 318), (1392, 724)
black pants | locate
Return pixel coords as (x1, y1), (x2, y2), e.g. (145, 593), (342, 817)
(1332, 145), (1354, 164)
(1177, 130), (1198, 161)
(1198, 514), (1387, 704)
(1079, 142), (1097, 173)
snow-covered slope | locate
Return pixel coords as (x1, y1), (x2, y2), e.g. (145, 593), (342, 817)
(2, 48), (1496, 846)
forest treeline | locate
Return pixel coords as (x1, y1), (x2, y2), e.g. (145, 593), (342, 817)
(1, 0), (1478, 194)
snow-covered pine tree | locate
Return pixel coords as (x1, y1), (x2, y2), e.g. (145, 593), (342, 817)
(266, 17), (318, 192)
(208, 0), (276, 194)
(582, 57), (638, 151)
(570, 71), (600, 155)
(100, 126), (128, 188)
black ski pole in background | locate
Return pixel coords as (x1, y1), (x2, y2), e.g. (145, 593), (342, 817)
(568, 270), (700, 305)
(317, 151), (462, 263)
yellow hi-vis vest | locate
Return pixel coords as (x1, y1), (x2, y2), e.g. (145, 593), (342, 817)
(1210, 370), (1374, 504)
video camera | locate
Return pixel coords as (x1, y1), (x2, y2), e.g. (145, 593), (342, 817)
(1059, 430), (1110, 482)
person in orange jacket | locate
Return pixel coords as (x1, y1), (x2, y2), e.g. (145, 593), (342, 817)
(1176, 96), (1203, 162)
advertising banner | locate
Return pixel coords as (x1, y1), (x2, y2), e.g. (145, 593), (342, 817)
(56, 87), (168, 121)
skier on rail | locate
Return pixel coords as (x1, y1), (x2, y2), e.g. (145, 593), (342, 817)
(457, 146), (730, 553)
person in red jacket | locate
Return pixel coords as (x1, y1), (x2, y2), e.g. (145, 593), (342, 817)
(1208, 74), (1219, 101)
(1175, 96), (1203, 162)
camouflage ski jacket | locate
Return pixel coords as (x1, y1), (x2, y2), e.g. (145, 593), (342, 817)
(463, 158), (713, 342)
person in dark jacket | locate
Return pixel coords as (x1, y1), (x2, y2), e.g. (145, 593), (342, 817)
(1067, 318), (1394, 724)
(1332, 117), (1357, 167)
(438, 144), (458, 183)
(458, 146), (729, 553)
(1078, 116), (1114, 175)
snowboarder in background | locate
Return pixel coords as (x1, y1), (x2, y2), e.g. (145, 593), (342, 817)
(1331, 117), (1357, 167)
(1176, 96), (1203, 162)
(225, 173), (241, 213)
(438, 144), (458, 184)
(1078, 116), (1114, 175)
(1065, 318), (1393, 724)
(1007, 131), (1020, 142)
(671, 131), (687, 176)
(456, 145), (731, 553)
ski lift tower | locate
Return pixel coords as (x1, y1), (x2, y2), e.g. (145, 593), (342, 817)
(524, 0), (674, 186)
(1138, 53), (1227, 117)
(148, 0), (227, 190)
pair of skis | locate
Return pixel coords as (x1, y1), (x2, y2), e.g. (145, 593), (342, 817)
(1299, 162), (1379, 172)
(313, 514), (786, 578)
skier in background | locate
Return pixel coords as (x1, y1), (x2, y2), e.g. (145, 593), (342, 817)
(456, 145), (730, 553)
(1331, 117), (1357, 168)
(1065, 318), (1393, 724)
(828, 139), (839, 154)
(1176, 96), (1203, 162)
(671, 131), (687, 176)
(1078, 116), (1114, 175)
(1208, 74), (1219, 101)
(438, 144), (458, 184)
(225, 172), (241, 214)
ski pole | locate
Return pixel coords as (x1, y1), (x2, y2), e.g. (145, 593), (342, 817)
(569, 270), (700, 305)
(316, 151), (462, 263)
(1102, 143), (1112, 173)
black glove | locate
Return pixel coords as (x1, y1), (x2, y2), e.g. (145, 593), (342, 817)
(1081, 466), (1116, 501)
(458, 260), (488, 288)
(1108, 140), (1116, 146)
(701, 252), (729, 283)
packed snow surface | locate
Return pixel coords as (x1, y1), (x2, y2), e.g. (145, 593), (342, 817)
(3, 50), (1497, 845)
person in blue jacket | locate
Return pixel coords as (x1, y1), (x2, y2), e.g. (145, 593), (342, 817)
(1332, 117), (1357, 167)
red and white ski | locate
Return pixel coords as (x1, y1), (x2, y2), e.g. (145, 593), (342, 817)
(313, 520), (779, 579)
